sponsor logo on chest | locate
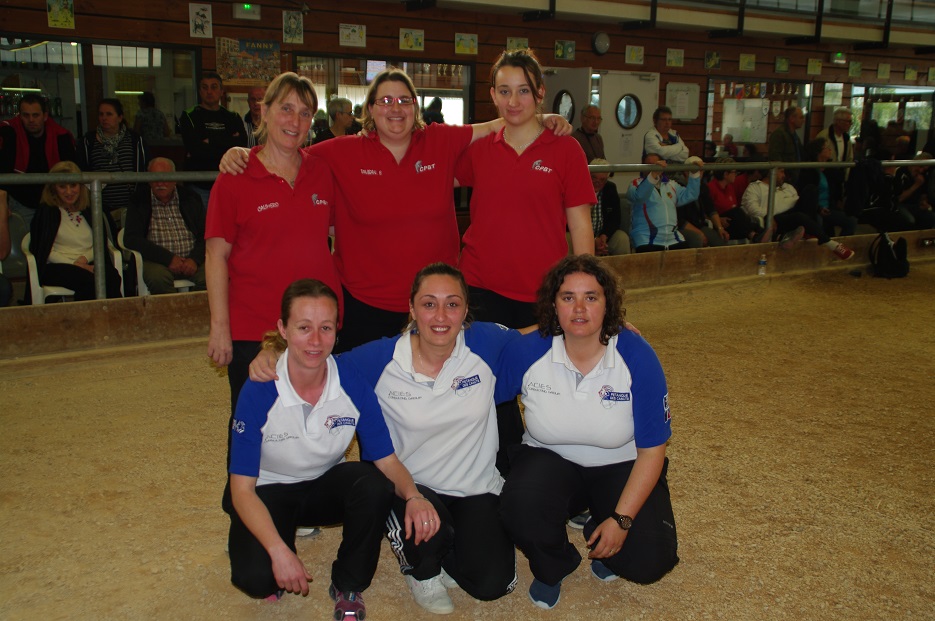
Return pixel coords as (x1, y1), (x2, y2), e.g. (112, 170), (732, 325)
(451, 374), (481, 397)
(324, 415), (357, 435)
(414, 160), (437, 174)
(256, 201), (279, 213)
(388, 390), (422, 401)
(360, 168), (382, 176)
(528, 381), (560, 396)
(311, 193), (328, 206)
(531, 159), (553, 174)
(264, 431), (300, 443)
(598, 384), (631, 409)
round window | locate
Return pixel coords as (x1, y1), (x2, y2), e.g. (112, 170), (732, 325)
(553, 90), (575, 123)
(616, 94), (641, 129)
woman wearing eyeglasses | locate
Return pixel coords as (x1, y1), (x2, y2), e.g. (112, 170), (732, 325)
(221, 68), (571, 352)
(206, 72), (342, 477)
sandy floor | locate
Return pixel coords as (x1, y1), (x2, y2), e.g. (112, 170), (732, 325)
(1, 263), (933, 620)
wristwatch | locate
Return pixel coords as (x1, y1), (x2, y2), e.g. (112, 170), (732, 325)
(612, 512), (633, 530)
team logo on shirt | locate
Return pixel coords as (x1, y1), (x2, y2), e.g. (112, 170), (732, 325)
(663, 393), (671, 422)
(324, 415), (357, 435)
(451, 374), (481, 397)
(232, 419), (246, 434)
(414, 160), (437, 174)
(531, 159), (553, 174)
(360, 168), (382, 176)
(256, 201), (280, 213)
(388, 390), (421, 401)
(311, 193), (329, 206)
(528, 382), (560, 396)
(598, 385), (631, 409)
(265, 431), (300, 443)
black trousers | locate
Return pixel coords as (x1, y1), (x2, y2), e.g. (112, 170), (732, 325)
(501, 445), (679, 587)
(222, 340), (261, 514)
(386, 484), (516, 601)
(228, 462), (394, 598)
(468, 286), (536, 476)
(41, 261), (122, 300)
(334, 286), (410, 354)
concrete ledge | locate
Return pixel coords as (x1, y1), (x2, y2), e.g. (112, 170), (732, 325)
(1, 229), (932, 360)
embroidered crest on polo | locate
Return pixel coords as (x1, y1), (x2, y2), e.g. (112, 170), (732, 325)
(256, 201), (279, 213)
(360, 168), (381, 176)
(414, 160), (436, 174)
(531, 159), (553, 173)
(324, 415), (357, 435)
(598, 385), (631, 409)
(311, 193), (328, 206)
(232, 419), (246, 434)
(451, 374), (481, 397)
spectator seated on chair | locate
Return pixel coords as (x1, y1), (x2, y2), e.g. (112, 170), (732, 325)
(589, 159), (630, 255)
(123, 157), (206, 294)
(892, 152), (935, 230)
(798, 138), (858, 237)
(678, 179), (729, 248)
(627, 154), (702, 253)
(28, 160), (123, 301)
(741, 166), (855, 260)
(707, 157), (768, 243)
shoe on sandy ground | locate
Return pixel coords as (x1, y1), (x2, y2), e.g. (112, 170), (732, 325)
(590, 560), (620, 582)
(567, 510), (590, 529)
(330, 583), (366, 620)
(528, 578), (561, 609)
(296, 527), (320, 537)
(405, 574), (454, 614)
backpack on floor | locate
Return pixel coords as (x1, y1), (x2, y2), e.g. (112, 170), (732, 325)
(869, 233), (909, 278)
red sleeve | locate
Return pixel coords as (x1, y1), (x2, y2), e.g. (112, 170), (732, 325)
(204, 173), (239, 243)
(561, 136), (597, 208)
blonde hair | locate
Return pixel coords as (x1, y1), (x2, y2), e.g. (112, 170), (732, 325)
(40, 161), (89, 210)
(255, 72), (318, 144)
(359, 67), (424, 134)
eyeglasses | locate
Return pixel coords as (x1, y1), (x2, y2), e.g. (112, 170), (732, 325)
(374, 96), (415, 106)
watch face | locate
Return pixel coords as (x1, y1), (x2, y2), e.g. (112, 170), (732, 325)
(615, 514), (633, 530)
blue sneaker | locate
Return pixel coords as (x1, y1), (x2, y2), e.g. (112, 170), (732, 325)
(528, 578), (561, 609)
(590, 560), (619, 582)
(567, 510), (590, 529)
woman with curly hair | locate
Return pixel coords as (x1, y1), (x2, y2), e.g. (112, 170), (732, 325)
(496, 255), (679, 609)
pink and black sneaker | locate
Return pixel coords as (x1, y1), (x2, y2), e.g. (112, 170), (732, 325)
(330, 583), (366, 620)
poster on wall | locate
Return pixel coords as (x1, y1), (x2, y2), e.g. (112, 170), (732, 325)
(626, 45), (645, 65)
(739, 54), (756, 72)
(283, 12), (303, 44)
(399, 29), (424, 51)
(929, 67), (935, 83)
(554, 40), (575, 61)
(774, 57), (790, 73)
(455, 33), (478, 55)
(340, 24), (367, 48)
(666, 49), (684, 68)
(705, 51), (721, 70)
(189, 4), (212, 39)
(807, 58), (822, 75)
(507, 37), (529, 51)
(216, 38), (281, 86)
(48, 0), (75, 29)
(877, 63), (890, 79)
(848, 61), (862, 78)
(905, 66), (918, 81)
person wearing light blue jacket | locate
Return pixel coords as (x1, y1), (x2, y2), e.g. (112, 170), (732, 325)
(627, 153), (702, 252)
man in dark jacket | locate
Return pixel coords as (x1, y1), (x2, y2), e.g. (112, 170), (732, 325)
(589, 158), (630, 255)
(124, 157), (206, 294)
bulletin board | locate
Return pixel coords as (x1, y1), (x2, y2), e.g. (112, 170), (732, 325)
(664, 82), (700, 120)
(721, 98), (771, 144)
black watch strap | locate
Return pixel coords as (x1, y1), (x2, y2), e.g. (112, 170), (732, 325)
(612, 512), (633, 530)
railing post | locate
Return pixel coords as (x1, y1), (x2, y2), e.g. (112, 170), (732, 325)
(766, 166), (778, 230)
(89, 178), (106, 300)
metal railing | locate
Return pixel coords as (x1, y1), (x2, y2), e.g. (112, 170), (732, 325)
(3, 160), (934, 299)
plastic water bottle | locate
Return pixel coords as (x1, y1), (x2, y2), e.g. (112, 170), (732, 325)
(757, 254), (767, 276)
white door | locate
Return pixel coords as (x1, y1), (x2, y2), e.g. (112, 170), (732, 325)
(542, 67), (593, 125)
(599, 71), (660, 188)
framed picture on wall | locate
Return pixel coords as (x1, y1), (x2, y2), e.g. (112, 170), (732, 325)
(877, 64), (891, 79)
(626, 45), (644, 65)
(905, 66), (918, 81)
(929, 67), (935, 83)
(455, 33), (478, 55)
(705, 51), (721, 70)
(554, 40), (575, 61)
(400, 29), (424, 51)
(807, 58), (822, 75)
(739, 54), (756, 72)
(775, 57), (790, 74)
(666, 49), (684, 68)
(507, 37), (528, 50)
(848, 61), (862, 78)
(339, 24), (366, 47)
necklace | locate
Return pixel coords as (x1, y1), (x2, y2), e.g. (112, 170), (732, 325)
(506, 123), (544, 153)
(65, 209), (83, 227)
(258, 151), (299, 187)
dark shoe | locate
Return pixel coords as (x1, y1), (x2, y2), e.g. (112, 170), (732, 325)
(590, 560), (620, 582)
(330, 583), (366, 620)
(779, 226), (805, 249)
(567, 510), (590, 530)
(528, 578), (561, 609)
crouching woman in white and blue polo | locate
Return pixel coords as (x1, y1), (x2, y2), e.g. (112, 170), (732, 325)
(228, 279), (439, 620)
(335, 263), (526, 614)
(496, 255), (679, 610)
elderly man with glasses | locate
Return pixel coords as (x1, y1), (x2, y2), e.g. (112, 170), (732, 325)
(573, 105), (606, 163)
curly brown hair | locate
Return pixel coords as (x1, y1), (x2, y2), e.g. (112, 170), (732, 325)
(535, 255), (625, 346)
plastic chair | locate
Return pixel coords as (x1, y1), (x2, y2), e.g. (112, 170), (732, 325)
(1, 212), (28, 279)
(22, 233), (75, 304)
(22, 232), (124, 303)
(117, 229), (195, 296)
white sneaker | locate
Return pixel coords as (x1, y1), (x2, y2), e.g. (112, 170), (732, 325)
(439, 568), (458, 590)
(296, 527), (320, 537)
(405, 574), (454, 614)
